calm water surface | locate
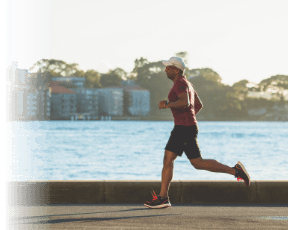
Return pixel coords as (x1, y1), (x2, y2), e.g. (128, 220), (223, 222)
(9, 121), (288, 181)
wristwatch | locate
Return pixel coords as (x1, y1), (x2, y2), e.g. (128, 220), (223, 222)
(165, 101), (169, 108)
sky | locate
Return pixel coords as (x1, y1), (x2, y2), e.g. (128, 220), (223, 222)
(4, 0), (288, 86)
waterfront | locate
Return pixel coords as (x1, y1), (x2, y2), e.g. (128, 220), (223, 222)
(8, 121), (288, 181)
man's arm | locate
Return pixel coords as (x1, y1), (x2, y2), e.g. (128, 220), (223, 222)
(165, 92), (203, 114)
(194, 92), (203, 115)
(158, 93), (188, 109)
(164, 92), (188, 109)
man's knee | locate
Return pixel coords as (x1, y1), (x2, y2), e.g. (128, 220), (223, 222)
(163, 150), (177, 167)
(190, 157), (204, 170)
(163, 156), (174, 167)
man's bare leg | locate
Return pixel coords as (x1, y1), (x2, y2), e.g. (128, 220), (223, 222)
(190, 157), (236, 175)
(159, 150), (178, 198)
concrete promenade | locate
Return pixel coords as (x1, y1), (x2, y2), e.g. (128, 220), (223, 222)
(7, 181), (288, 229)
(8, 204), (288, 229)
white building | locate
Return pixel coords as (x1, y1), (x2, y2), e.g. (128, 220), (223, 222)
(123, 87), (150, 116)
(98, 87), (124, 116)
(26, 89), (38, 120)
(18, 76), (41, 120)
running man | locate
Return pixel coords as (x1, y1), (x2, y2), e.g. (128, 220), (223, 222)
(144, 57), (250, 209)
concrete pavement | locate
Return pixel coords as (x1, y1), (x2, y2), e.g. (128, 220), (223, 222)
(7, 181), (288, 229)
(8, 204), (288, 229)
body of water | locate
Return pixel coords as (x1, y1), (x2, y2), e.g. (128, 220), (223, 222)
(9, 121), (288, 181)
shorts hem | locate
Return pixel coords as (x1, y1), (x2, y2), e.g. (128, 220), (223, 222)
(186, 152), (202, 160)
(164, 148), (183, 157)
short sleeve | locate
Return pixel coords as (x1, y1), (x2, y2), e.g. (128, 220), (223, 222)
(175, 82), (188, 96)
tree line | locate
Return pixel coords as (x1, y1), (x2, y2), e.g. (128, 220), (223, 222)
(30, 53), (288, 120)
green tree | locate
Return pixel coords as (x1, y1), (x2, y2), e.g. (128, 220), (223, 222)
(113, 68), (127, 79)
(259, 75), (288, 102)
(74, 69), (85, 78)
(190, 75), (247, 120)
(232, 79), (249, 89)
(232, 79), (249, 101)
(84, 70), (101, 88)
(133, 57), (149, 73)
(133, 58), (172, 115)
(201, 68), (222, 83)
(259, 75), (288, 91)
(100, 69), (123, 87)
(29, 59), (80, 77)
(188, 68), (222, 83)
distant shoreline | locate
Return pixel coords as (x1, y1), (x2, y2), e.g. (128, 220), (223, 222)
(9, 118), (288, 122)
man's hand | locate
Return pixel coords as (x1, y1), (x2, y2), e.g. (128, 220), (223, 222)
(159, 94), (188, 109)
(158, 100), (168, 109)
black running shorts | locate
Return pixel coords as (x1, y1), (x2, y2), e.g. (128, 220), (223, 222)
(165, 124), (201, 159)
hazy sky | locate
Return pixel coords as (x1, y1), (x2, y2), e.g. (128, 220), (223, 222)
(5, 0), (288, 85)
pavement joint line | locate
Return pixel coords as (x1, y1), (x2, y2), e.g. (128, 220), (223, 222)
(255, 180), (260, 203)
(179, 180), (183, 203)
(103, 180), (106, 203)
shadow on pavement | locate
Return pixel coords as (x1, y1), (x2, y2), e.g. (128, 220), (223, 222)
(21, 214), (180, 225)
(10, 206), (160, 221)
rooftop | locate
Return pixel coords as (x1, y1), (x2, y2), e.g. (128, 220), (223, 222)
(50, 81), (76, 94)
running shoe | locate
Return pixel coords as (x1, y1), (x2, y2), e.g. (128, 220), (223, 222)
(233, 161), (250, 186)
(144, 190), (171, 209)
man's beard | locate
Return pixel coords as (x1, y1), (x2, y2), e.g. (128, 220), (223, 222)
(167, 74), (174, 80)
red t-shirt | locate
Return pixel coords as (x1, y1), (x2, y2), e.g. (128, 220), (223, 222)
(168, 76), (197, 126)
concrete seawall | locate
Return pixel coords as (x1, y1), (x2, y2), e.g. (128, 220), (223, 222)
(8, 180), (288, 205)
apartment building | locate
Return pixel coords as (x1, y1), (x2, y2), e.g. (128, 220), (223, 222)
(98, 87), (124, 116)
(72, 88), (99, 119)
(122, 86), (150, 116)
(7, 62), (51, 121)
(50, 81), (77, 120)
